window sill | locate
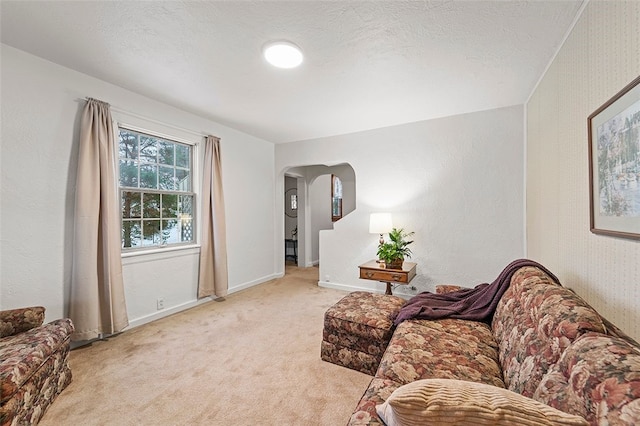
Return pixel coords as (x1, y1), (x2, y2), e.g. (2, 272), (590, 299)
(121, 244), (201, 265)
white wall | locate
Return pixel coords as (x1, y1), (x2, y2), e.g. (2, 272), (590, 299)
(527, 1), (640, 341)
(276, 105), (525, 297)
(335, 164), (357, 217)
(309, 174), (332, 264)
(0, 45), (277, 326)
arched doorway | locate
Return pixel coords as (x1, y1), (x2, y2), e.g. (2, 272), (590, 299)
(281, 163), (356, 271)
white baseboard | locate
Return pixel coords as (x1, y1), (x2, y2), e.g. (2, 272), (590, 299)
(127, 273), (282, 330)
(318, 281), (413, 300)
(127, 297), (213, 330)
(228, 272), (282, 294)
(318, 280), (385, 294)
(71, 272), (287, 349)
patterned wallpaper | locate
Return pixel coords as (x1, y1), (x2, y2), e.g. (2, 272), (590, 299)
(527, 1), (640, 341)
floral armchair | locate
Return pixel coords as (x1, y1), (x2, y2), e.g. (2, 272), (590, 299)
(0, 307), (74, 425)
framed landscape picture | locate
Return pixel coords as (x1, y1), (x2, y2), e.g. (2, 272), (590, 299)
(588, 75), (640, 240)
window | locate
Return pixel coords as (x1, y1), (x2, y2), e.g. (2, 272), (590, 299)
(331, 174), (342, 222)
(119, 128), (194, 250)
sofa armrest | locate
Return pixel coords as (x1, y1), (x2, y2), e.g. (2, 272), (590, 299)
(0, 306), (45, 338)
(435, 285), (464, 294)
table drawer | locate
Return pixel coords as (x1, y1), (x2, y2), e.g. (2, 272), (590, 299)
(359, 269), (408, 283)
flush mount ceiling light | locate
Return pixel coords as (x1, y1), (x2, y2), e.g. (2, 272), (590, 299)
(263, 41), (304, 69)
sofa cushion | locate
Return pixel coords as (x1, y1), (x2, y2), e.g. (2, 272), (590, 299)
(533, 333), (640, 425)
(0, 319), (74, 403)
(377, 318), (505, 388)
(376, 378), (588, 426)
(492, 266), (606, 397)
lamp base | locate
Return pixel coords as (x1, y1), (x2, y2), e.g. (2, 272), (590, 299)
(376, 233), (385, 263)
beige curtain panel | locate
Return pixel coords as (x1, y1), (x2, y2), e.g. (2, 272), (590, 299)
(198, 135), (229, 298)
(69, 98), (129, 341)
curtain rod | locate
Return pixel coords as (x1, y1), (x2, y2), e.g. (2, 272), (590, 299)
(83, 97), (209, 139)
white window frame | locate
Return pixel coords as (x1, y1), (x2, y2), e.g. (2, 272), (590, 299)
(117, 123), (200, 255)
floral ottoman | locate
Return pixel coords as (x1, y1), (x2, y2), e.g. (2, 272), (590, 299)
(321, 291), (405, 375)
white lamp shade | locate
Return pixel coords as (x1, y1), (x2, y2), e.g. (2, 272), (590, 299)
(369, 213), (393, 234)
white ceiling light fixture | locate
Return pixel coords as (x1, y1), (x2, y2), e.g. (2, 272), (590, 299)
(263, 41), (304, 69)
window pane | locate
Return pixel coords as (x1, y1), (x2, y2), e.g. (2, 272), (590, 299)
(119, 128), (194, 251)
(139, 136), (157, 163)
(139, 164), (158, 188)
(143, 193), (160, 218)
(119, 131), (138, 159)
(176, 144), (189, 168)
(334, 176), (343, 197)
(122, 191), (141, 218)
(158, 165), (175, 190)
(180, 194), (193, 216)
(180, 215), (194, 242)
(122, 220), (141, 248)
(332, 198), (340, 216)
(158, 141), (174, 166)
(180, 195), (194, 242)
(176, 169), (191, 191)
(162, 219), (179, 244)
(119, 160), (139, 188)
(162, 194), (178, 218)
(142, 220), (161, 246)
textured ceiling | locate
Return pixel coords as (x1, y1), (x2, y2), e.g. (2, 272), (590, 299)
(1, 1), (584, 143)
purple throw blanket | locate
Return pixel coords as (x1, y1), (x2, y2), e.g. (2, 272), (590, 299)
(392, 259), (559, 326)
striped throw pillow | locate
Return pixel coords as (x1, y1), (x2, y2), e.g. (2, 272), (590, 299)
(376, 379), (588, 426)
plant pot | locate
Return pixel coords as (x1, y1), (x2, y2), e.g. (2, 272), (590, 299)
(384, 259), (403, 269)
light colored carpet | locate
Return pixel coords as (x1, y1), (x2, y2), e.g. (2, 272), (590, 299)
(40, 265), (372, 425)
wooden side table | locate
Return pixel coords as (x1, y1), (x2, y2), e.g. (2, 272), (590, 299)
(358, 260), (417, 295)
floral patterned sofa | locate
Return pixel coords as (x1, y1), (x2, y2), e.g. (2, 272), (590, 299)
(0, 307), (74, 426)
(336, 265), (640, 425)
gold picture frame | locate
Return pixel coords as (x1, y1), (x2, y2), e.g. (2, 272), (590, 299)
(588, 75), (640, 239)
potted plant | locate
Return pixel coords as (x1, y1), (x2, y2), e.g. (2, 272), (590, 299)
(376, 227), (414, 269)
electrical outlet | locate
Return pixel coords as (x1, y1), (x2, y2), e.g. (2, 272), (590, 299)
(156, 298), (164, 310)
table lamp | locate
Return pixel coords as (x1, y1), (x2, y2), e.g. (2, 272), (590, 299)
(369, 213), (393, 247)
